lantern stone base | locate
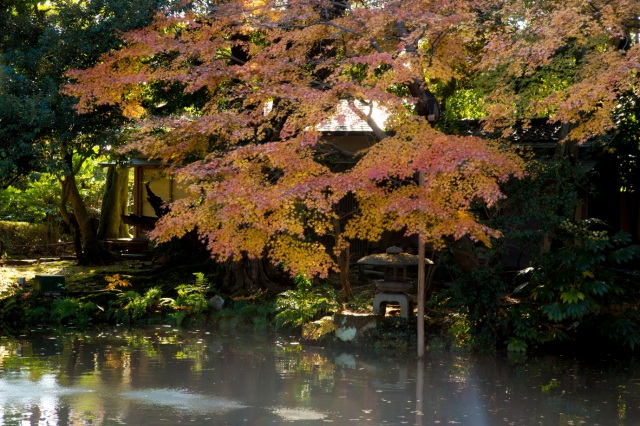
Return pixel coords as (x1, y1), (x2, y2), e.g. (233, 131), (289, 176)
(373, 292), (413, 319)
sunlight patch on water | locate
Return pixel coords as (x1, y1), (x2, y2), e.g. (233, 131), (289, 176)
(0, 373), (92, 401)
(121, 388), (246, 414)
(271, 406), (328, 421)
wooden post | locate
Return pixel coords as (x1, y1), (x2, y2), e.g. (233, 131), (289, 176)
(416, 358), (425, 425)
(417, 171), (426, 358)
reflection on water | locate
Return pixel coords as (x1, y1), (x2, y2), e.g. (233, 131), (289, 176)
(0, 326), (639, 425)
(122, 388), (246, 414)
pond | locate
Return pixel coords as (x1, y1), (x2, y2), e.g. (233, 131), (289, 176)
(0, 327), (638, 425)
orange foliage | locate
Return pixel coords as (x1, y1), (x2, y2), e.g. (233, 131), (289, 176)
(105, 274), (132, 290)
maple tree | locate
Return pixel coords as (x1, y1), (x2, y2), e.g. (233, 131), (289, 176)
(65, 0), (638, 293)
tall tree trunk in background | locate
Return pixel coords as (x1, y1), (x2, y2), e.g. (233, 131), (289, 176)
(59, 178), (84, 264)
(98, 166), (130, 239)
(332, 216), (353, 300)
(60, 174), (110, 265)
(450, 236), (482, 274)
(555, 122), (579, 160)
(118, 168), (130, 236)
(549, 121), (580, 249)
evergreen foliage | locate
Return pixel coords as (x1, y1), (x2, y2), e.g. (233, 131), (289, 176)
(509, 220), (640, 351)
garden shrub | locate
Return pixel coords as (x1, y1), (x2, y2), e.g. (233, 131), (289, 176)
(425, 158), (588, 352)
(214, 299), (277, 331)
(507, 219), (640, 352)
(429, 263), (509, 352)
(0, 177), (61, 223)
(360, 316), (417, 352)
(165, 283), (209, 327)
(0, 221), (67, 257)
(344, 286), (376, 313)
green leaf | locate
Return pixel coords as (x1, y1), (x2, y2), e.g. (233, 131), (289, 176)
(506, 337), (528, 353)
(583, 280), (610, 296)
(543, 302), (566, 322)
(565, 301), (589, 319)
(557, 249), (576, 265)
(560, 288), (585, 305)
(609, 246), (640, 264)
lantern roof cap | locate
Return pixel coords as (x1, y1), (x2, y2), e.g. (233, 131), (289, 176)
(357, 247), (433, 266)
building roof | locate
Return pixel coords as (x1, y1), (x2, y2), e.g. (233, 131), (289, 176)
(316, 100), (389, 133)
(99, 158), (164, 167)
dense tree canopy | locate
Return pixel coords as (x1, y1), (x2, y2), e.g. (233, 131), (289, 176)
(0, 0), (174, 263)
(65, 0), (639, 282)
(0, 0), (166, 186)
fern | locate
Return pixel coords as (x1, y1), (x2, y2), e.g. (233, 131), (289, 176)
(275, 274), (338, 331)
(50, 298), (98, 327)
(51, 298), (81, 323)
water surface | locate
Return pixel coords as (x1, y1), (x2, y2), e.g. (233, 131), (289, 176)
(0, 327), (638, 425)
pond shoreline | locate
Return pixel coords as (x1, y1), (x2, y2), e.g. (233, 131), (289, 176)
(1, 259), (639, 359)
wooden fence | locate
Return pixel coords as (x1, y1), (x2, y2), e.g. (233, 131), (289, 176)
(0, 240), (75, 257)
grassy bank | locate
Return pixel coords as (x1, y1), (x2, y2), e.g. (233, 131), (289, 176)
(0, 259), (421, 354)
(0, 259), (155, 295)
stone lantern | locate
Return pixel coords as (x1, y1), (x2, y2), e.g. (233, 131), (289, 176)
(357, 246), (433, 319)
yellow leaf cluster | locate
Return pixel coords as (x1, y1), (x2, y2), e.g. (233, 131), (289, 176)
(105, 274), (132, 291)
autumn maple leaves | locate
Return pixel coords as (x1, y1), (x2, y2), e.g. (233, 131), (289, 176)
(65, 0), (639, 279)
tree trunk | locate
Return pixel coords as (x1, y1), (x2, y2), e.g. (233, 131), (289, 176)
(118, 168), (130, 236)
(222, 256), (281, 294)
(98, 166), (130, 239)
(332, 217), (353, 300)
(60, 175), (110, 265)
(554, 122), (579, 160)
(450, 236), (481, 274)
(59, 179), (84, 264)
(69, 218), (84, 264)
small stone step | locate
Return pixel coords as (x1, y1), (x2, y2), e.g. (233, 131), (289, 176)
(3, 259), (39, 266)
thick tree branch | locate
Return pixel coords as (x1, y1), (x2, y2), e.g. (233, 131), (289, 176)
(218, 53), (246, 65)
(394, 21), (439, 123)
(324, 21), (384, 53)
(317, 140), (357, 158)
